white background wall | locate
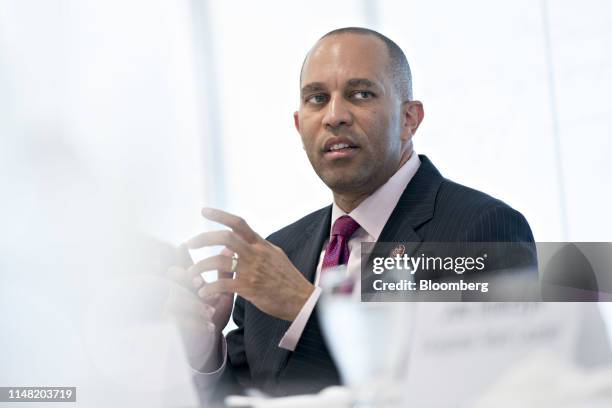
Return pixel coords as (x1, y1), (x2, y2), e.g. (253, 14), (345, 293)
(1, 0), (611, 333)
(205, 0), (612, 242)
(3, 0), (609, 241)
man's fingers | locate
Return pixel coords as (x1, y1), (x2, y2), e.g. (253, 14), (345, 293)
(198, 278), (239, 298)
(187, 250), (235, 290)
(176, 243), (194, 268)
(220, 247), (233, 257)
(218, 248), (236, 279)
(201, 208), (259, 244)
(188, 254), (232, 276)
(167, 266), (192, 288)
(186, 230), (250, 255)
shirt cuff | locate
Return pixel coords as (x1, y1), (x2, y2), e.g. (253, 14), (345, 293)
(192, 335), (227, 391)
(278, 286), (322, 351)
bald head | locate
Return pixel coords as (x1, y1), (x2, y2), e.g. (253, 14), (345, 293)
(300, 27), (413, 102)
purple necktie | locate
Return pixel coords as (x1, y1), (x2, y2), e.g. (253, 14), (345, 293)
(322, 215), (361, 270)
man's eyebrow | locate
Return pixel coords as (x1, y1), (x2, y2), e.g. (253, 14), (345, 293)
(300, 82), (326, 95)
(346, 78), (380, 90)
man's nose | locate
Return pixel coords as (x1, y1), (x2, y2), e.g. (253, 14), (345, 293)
(322, 95), (353, 129)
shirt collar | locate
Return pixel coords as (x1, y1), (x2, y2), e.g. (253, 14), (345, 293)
(330, 152), (421, 241)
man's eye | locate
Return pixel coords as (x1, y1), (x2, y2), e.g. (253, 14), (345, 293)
(306, 94), (327, 104)
(352, 91), (374, 100)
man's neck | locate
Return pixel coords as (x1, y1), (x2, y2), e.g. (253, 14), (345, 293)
(333, 191), (371, 213)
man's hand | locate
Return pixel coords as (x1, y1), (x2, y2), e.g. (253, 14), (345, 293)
(186, 208), (315, 322)
(164, 246), (234, 372)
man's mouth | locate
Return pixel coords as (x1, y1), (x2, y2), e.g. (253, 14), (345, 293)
(327, 143), (355, 152)
(323, 142), (360, 159)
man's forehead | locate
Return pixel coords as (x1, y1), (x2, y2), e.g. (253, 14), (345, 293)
(309, 33), (387, 58)
(301, 34), (390, 85)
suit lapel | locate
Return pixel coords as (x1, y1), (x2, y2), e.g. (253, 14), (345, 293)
(295, 206), (332, 284)
(367, 155), (444, 265)
(260, 206), (332, 388)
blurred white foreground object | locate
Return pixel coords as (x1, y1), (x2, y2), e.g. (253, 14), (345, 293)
(471, 352), (612, 408)
(226, 386), (352, 408)
(317, 265), (415, 407)
(403, 302), (610, 407)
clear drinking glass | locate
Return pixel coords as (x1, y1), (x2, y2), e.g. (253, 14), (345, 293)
(318, 266), (417, 407)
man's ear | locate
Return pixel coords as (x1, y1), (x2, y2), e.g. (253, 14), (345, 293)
(293, 111), (300, 132)
(400, 101), (424, 141)
(294, 112), (307, 150)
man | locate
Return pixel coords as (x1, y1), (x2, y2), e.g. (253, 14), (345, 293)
(165, 27), (535, 401)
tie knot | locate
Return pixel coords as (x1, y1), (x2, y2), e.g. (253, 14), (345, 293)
(331, 215), (360, 239)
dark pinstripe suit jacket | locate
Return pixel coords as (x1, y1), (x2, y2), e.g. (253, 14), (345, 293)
(212, 155), (535, 400)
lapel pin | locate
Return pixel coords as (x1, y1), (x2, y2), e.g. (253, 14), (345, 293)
(390, 244), (406, 258)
